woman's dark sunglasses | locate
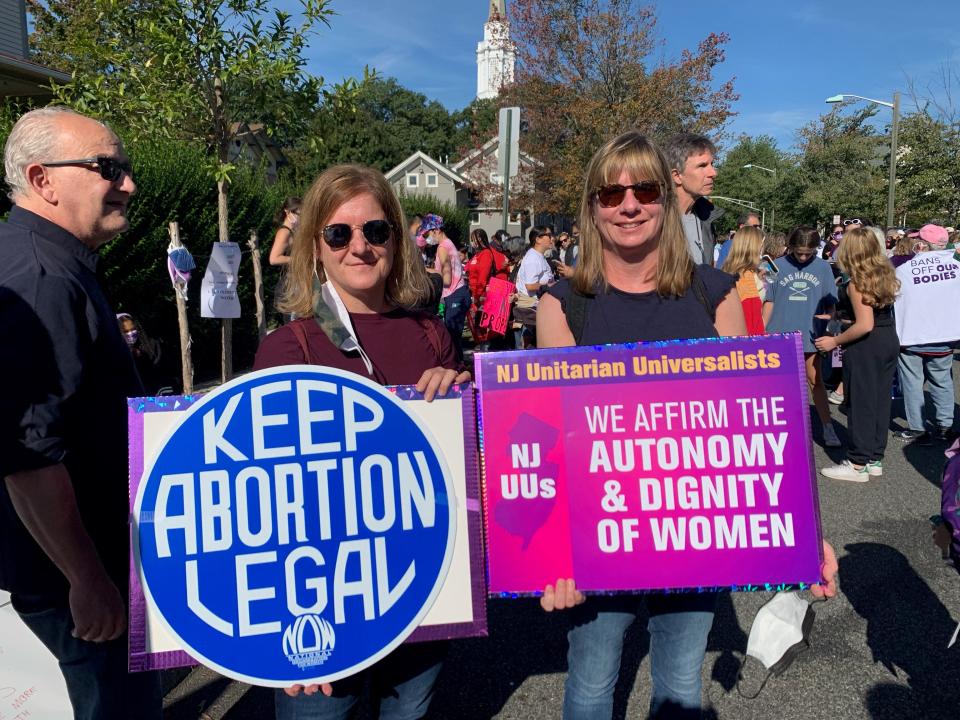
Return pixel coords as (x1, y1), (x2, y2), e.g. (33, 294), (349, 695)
(41, 155), (132, 182)
(322, 219), (392, 249)
(595, 182), (662, 208)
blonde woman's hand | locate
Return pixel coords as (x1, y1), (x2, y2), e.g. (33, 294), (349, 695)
(810, 541), (838, 600)
(540, 578), (585, 612)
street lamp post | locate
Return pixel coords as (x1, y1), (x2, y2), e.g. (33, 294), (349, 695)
(825, 91), (901, 229)
(742, 164), (776, 231)
(712, 195), (765, 233)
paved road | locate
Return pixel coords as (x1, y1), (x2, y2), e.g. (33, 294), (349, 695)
(164, 378), (960, 720)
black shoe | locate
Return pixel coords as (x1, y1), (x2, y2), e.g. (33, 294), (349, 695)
(894, 429), (924, 442)
(936, 427), (958, 443)
(915, 431), (935, 446)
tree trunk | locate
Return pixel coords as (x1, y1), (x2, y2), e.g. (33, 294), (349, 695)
(248, 230), (266, 341)
(167, 222), (194, 394)
(221, 318), (232, 383)
(214, 75), (233, 384)
(217, 177), (230, 244)
(217, 176), (233, 384)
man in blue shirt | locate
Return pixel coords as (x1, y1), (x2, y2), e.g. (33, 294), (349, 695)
(716, 212), (762, 268)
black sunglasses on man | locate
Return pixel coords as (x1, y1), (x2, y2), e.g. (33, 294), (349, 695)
(41, 155), (133, 182)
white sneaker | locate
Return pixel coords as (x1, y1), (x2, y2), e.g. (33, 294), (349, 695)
(866, 461), (883, 477)
(822, 424), (842, 447)
(821, 460), (870, 482)
(828, 390), (844, 405)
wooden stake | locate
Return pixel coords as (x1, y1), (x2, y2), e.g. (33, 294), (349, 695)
(221, 318), (232, 383)
(167, 222), (194, 394)
(215, 84), (233, 384)
(248, 230), (266, 341)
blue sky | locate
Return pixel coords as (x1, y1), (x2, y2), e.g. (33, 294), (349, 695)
(284, 0), (960, 153)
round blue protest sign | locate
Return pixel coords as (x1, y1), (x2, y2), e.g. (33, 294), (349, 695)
(133, 366), (457, 686)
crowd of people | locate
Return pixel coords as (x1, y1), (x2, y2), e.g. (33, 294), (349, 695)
(3, 104), (959, 720)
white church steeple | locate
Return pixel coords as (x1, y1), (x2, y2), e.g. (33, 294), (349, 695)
(476, 1), (515, 101)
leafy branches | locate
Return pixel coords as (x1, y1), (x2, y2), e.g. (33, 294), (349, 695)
(31, 0), (335, 242)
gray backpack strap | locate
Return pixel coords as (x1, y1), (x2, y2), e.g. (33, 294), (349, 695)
(566, 289), (590, 345)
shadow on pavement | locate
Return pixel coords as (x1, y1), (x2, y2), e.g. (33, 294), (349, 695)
(706, 593), (749, 694)
(430, 591), (748, 720)
(901, 440), (949, 488)
(841, 542), (960, 719)
(431, 597), (568, 718)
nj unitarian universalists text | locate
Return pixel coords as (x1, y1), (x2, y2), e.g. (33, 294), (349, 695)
(495, 349), (781, 384)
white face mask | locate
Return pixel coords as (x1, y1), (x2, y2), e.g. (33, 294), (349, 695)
(738, 591), (815, 698)
(426, 234), (439, 246)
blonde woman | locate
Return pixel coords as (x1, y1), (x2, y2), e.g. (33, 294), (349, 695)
(535, 130), (745, 717)
(535, 131), (837, 719)
(721, 225), (766, 335)
(814, 227), (900, 481)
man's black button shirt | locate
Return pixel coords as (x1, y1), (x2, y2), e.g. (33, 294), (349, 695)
(0, 206), (143, 596)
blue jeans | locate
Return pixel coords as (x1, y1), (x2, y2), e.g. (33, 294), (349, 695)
(442, 285), (471, 359)
(897, 351), (955, 431)
(563, 593), (717, 720)
(274, 642), (446, 720)
(12, 594), (162, 720)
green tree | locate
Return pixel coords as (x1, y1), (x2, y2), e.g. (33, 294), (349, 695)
(101, 136), (292, 380)
(27, 0), (108, 75)
(713, 136), (794, 233)
(896, 111), (960, 226)
(450, 97), (500, 158)
(31, 0), (335, 245)
(292, 75), (459, 179)
(789, 106), (887, 226)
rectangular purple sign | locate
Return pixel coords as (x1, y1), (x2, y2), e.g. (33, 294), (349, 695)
(474, 333), (823, 595)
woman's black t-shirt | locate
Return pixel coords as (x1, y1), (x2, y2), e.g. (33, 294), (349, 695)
(546, 265), (737, 345)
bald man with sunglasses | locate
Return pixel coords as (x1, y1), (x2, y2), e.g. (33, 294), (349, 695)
(0, 106), (161, 719)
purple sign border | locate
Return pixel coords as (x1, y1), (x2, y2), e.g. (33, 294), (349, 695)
(474, 332), (824, 597)
(127, 386), (487, 673)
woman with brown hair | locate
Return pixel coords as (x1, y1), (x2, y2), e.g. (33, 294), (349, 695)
(254, 164), (469, 719)
(721, 225), (766, 335)
(268, 197), (302, 267)
(815, 227), (900, 481)
(268, 197), (302, 322)
(465, 227), (510, 307)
